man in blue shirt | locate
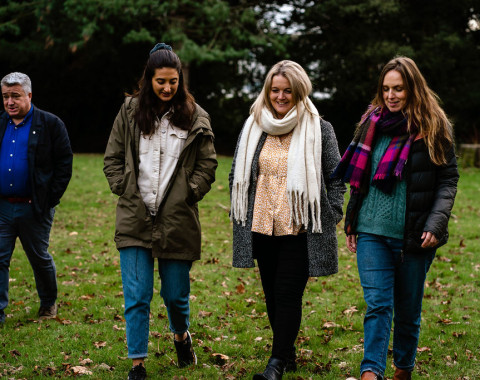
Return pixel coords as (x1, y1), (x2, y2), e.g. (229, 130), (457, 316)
(0, 72), (72, 324)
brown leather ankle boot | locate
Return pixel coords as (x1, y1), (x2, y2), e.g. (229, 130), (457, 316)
(361, 371), (379, 380)
(393, 368), (412, 380)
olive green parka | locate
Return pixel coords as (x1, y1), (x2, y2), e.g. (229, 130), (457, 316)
(104, 97), (217, 260)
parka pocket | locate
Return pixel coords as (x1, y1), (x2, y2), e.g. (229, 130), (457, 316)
(185, 170), (197, 206)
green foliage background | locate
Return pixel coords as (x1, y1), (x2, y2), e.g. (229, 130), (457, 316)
(0, 0), (479, 154)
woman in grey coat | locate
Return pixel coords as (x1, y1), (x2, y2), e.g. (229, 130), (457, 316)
(229, 60), (346, 380)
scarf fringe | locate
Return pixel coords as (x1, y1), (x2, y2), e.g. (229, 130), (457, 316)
(394, 160), (407, 180)
(287, 191), (322, 233)
(372, 173), (387, 181)
(230, 181), (249, 225)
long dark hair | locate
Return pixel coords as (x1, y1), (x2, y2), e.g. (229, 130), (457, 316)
(133, 48), (195, 134)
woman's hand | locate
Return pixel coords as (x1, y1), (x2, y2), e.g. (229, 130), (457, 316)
(346, 234), (357, 253)
(421, 231), (438, 248)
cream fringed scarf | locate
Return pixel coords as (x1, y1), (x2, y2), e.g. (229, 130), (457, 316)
(231, 97), (323, 233)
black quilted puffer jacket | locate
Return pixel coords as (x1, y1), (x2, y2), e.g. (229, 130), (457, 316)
(345, 138), (459, 254)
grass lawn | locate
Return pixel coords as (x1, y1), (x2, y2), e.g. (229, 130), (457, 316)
(0, 154), (478, 379)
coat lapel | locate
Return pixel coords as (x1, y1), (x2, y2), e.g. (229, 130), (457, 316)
(27, 106), (41, 170)
(0, 112), (8, 144)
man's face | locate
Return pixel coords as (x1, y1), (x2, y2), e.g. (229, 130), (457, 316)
(2, 84), (32, 122)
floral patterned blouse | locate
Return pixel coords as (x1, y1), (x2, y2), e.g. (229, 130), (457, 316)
(251, 130), (302, 236)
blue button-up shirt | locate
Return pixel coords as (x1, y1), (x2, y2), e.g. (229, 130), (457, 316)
(0, 106), (34, 197)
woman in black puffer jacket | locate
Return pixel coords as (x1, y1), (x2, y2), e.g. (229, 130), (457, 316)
(333, 56), (459, 380)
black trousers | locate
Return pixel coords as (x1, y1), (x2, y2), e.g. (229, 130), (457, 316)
(253, 232), (309, 361)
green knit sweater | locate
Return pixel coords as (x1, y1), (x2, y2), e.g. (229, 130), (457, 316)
(356, 134), (407, 239)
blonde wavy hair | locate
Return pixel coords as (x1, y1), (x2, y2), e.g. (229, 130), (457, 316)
(250, 60), (316, 125)
(362, 56), (453, 165)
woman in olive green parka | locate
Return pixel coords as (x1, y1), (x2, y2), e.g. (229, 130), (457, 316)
(103, 43), (217, 380)
(104, 96), (216, 260)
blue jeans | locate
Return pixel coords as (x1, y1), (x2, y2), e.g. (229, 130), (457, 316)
(356, 233), (435, 377)
(120, 246), (192, 359)
(0, 199), (56, 319)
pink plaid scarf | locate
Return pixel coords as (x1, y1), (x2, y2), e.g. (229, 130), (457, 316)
(333, 107), (416, 194)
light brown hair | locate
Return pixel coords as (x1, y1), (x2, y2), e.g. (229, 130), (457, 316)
(361, 56), (453, 165)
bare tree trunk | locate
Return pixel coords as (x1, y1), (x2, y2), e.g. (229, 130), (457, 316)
(172, 16), (190, 87)
(182, 62), (189, 88)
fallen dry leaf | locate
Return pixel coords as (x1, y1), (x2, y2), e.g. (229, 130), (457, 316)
(245, 298), (256, 306)
(96, 363), (113, 371)
(236, 283), (245, 294)
(9, 349), (21, 357)
(71, 365), (92, 375)
(79, 295), (94, 300)
(342, 305), (358, 316)
(211, 353), (229, 364)
(323, 321), (340, 329)
(437, 318), (460, 325)
(437, 256), (452, 262)
(338, 361), (348, 369)
(417, 346), (431, 353)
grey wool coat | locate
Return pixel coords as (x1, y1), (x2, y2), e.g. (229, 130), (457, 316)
(229, 119), (346, 277)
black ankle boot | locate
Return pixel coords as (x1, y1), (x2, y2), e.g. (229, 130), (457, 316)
(253, 357), (286, 380)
